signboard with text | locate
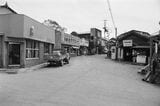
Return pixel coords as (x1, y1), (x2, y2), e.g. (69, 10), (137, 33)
(123, 40), (132, 47)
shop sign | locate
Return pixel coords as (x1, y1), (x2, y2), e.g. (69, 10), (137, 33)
(30, 26), (34, 36)
(123, 40), (132, 47)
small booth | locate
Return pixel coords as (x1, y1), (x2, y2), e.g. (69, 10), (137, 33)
(117, 30), (150, 64)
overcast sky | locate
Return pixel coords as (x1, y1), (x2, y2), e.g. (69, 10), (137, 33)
(2, 0), (160, 38)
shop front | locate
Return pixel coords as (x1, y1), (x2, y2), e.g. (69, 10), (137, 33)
(0, 37), (25, 68)
(8, 42), (21, 66)
(117, 30), (150, 64)
(0, 14), (56, 68)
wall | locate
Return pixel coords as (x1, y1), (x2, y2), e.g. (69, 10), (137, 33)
(0, 14), (24, 38)
(0, 14), (10, 35)
(9, 14), (24, 38)
(25, 42), (45, 67)
(54, 30), (61, 49)
(0, 8), (13, 14)
(90, 28), (102, 38)
(0, 14), (55, 44)
(23, 15), (55, 44)
(80, 38), (89, 47)
(0, 36), (2, 67)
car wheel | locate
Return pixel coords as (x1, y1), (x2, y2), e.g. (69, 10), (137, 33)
(60, 60), (64, 66)
(66, 59), (69, 64)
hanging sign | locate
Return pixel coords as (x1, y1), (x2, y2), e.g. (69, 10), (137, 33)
(123, 40), (132, 47)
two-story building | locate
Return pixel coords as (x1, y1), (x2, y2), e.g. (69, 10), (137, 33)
(78, 28), (102, 55)
(61, 33), (80, 57)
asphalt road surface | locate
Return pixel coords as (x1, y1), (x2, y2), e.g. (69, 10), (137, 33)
(0, 55), (160, 106)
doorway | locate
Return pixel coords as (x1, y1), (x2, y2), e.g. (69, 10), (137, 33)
(123, 47), (132, 61)
(8, 43), (20, 65)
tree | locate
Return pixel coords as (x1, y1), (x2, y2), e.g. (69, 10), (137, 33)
(71, 31), (78, 36)
(43, 19), (67, 32)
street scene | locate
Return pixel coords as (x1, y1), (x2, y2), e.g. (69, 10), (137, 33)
(0, 55), (160, 106)
(0, 0), (160, 106)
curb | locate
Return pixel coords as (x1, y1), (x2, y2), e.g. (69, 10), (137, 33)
(4, 63), (48, 74)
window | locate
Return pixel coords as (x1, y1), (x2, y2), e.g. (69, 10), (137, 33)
(44, 43), (50, 54)
(26, 40), (39, 58)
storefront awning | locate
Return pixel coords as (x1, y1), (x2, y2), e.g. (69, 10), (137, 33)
(132, 46), (150, 49)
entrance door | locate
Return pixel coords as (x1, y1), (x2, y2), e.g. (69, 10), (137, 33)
(124, 47), (132, 61)
(9, 43), (20, 65)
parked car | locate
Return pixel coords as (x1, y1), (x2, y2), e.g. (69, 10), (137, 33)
(45, 50), (70, 66)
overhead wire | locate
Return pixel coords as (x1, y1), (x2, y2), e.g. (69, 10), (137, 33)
(106, 0), (117, 37)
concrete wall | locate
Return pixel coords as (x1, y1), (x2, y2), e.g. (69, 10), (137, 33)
(54, 31), (61, 49)
(23, 15), (55, 44)
(0, 14), (10, 35)
(0, 8), (13, 14)
(0, 14), (55, 44)
(0, 14), (24, 38)
(9, 14), (24, 38)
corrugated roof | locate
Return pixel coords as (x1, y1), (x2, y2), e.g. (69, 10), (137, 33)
(117, 30), (150, 41)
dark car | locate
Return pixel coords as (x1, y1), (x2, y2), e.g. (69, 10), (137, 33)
(45, 50), (70, 66)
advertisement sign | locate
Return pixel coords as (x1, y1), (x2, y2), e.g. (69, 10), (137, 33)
(123, 40), (132, 47)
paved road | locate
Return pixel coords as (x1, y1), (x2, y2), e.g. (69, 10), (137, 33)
(0, 55), (160, 106)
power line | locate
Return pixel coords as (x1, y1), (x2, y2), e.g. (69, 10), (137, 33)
(106, 0), (117, 38)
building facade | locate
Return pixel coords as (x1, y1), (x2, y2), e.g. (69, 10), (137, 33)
(77, 28), (102, 55)
(117, 30), (150, 64)
(79, 38), (89, 55)
(0, 13), (56, 68)
(61, 33), (80, 57)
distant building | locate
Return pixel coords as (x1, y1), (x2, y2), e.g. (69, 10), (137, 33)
(61, 33), (80, 57)
(107, 38), (116, 59)
(100, 38), (108, 53)
(77, 28), (102, 55)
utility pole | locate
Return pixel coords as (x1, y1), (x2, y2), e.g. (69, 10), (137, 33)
(106, 0), (117, 39)
(103, 20), (109, 40)
(159, 21), (160, 34)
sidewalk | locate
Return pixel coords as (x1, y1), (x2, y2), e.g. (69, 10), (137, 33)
(0, 62), (48, 74)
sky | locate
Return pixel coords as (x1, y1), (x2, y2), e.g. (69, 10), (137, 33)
(1, 0), (160, 38)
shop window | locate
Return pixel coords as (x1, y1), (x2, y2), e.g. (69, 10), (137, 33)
(26, 40), (39, 58)
(51, 44), (54, 53)
(91, 36), (94, 40)
(44, 43), (50, 54)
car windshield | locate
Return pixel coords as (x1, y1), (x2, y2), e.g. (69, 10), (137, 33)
(52, 51), (61, 56)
